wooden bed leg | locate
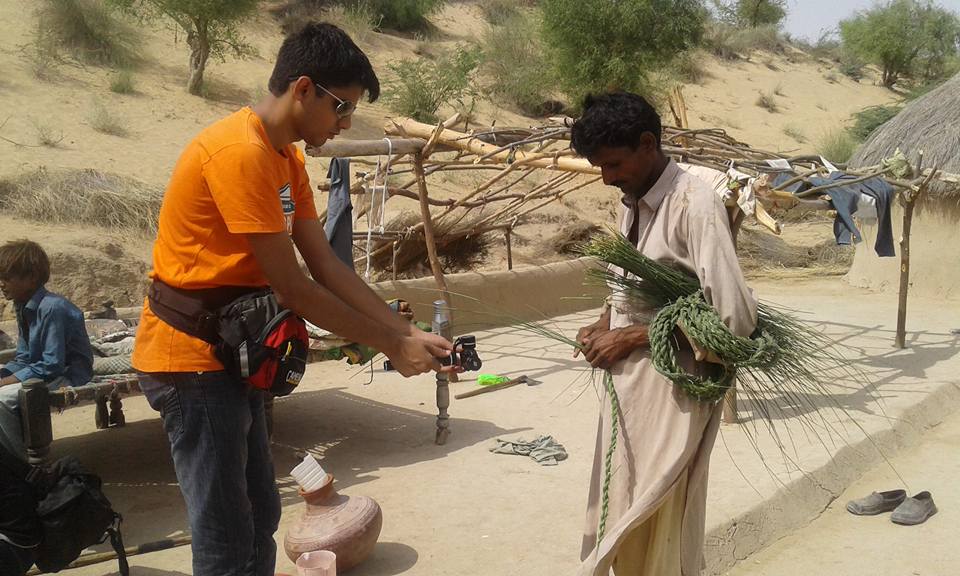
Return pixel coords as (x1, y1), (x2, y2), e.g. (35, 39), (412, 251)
(19, 379), (52, 465)
(95, 390), (110, 430)
(109, 393), (126, 427)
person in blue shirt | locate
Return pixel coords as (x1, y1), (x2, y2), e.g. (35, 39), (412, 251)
(0, 240), (93, 460)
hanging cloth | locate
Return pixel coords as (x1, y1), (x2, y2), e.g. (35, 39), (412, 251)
(325, 157), (355, 270)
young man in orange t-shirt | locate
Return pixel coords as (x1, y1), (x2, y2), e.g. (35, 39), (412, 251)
(133, 23), (455, 576)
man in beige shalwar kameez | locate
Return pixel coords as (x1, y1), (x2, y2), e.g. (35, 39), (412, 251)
(571, 92), (758, 576)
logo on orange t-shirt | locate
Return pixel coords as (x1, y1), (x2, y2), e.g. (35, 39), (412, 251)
(279, 182), (294, 233)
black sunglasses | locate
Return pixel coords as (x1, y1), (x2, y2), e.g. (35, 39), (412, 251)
(314, 83), (357, 119)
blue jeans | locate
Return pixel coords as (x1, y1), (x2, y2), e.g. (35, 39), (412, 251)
(140, 372), (281, 576)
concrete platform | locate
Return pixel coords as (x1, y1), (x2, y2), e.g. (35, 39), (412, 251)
(49, 278), (958, 576)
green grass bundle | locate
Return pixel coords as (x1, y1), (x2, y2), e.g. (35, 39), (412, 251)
(579, 233), (861, 408)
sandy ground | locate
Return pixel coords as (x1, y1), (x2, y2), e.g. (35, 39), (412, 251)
(40, 276), (959, 576)
(726, 406), (960, 576)
(683, 51), (898, 155)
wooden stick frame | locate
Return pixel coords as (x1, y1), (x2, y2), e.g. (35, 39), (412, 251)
(307, 117), (957, 363)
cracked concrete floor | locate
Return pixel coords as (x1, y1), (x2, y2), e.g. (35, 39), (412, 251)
(51, 278), (959, 576)
(725, 406), (960, 576)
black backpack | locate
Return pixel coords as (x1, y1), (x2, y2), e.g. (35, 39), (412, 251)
(0, 456), (40, 576)
(0, 446), (128, 575)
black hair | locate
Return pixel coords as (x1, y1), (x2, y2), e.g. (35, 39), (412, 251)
(570, 91), (662, 158)
(268, 22), (380, 101)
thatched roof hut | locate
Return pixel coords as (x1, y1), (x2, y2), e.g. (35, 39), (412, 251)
(846, 73), (960, 299)
(850, 72), (960, 197)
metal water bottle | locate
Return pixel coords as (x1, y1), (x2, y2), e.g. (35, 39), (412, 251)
(431, 299), (450, 340)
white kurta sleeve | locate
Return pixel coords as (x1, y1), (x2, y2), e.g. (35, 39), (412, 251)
(684, 185), (758, 338)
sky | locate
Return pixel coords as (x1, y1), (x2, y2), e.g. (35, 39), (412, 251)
(782, 0), (960, 41)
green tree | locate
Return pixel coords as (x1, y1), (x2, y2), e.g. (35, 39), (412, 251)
(110, 0), (257, 95)
(736, 0), (787, 27)
(541, 0), (706, 103)
(840, 0), (960, 87)
(713, 0), (787, 28)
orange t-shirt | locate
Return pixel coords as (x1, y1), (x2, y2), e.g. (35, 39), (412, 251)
(132, 107), (318, 373)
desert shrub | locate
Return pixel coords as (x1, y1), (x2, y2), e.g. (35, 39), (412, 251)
(38, 0), (140, 67)
(479, 0), (520, 24)
(89, 100), (129, 137)
(541, 0), (704, 104)
(368, 0), (444, 31)
(703, 21), (785, 59)
(480, 13), (555, 114)
(782, 124), (806, 143)
(109, 69), (136, 93)
(384, 45), (480, 123)
(672, 49), (712, 84)
(755, 90), (778, 112)
(850, 105), (901, 140)
(817, 128), (858, 163)
(327, 1), (381, 43)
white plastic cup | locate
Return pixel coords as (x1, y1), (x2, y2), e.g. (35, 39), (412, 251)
(291, 454), (328, 493)
(297, 550), (337, 576)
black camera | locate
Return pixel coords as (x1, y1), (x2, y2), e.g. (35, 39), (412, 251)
(383, 334), (482, 372)
(444, 335), (482, 372)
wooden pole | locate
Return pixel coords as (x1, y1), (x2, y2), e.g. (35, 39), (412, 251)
(413, 152), (458, 390)
(894, 193), (915, 349)
(895, 151), (928, 349)
(413, 152), (451, 304)
(391, 240), (399, 282)
(386, 118), (600, 175)
(306, 138), (427, 157)
(505, 228), (513, 271)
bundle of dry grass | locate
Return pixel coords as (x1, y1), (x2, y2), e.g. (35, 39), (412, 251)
(0, 167), (161, 234)
(365, 211), (492, 280)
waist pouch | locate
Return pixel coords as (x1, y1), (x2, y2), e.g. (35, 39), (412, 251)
(148, 280), (308, 396)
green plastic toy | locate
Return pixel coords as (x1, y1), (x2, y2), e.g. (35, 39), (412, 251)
(477, 374), (510, 386)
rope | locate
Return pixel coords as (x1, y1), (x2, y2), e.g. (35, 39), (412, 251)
(364, 138), (393, 280)
(648, 292), (780, 402)
(596, 370), (620, 544)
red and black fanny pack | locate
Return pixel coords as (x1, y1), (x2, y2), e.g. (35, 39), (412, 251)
(147, 280), (308, 396)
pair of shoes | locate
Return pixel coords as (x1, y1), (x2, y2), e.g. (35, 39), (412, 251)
(846, 490), (937, 525)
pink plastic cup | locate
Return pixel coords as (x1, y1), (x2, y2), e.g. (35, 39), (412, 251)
(296, 550), (337, 576)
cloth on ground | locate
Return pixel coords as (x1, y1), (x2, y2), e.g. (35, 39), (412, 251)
(490, 435), (568, 466)
(325, 157), (355, 270)
(768, 171), (896, 257)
